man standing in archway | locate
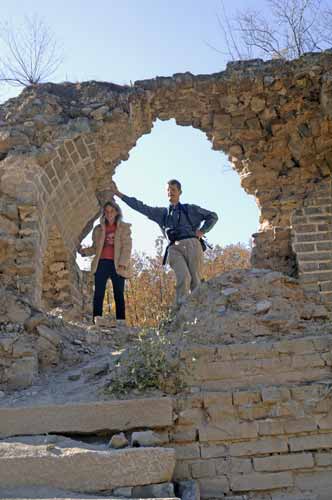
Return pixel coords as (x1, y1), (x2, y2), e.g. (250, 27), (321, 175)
(110, 180), (218, 306)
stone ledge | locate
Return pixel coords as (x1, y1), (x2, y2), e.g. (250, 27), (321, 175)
(0, 437), (176, 492)
(0, 486), (179, 500)
(0, 398), (173, 437)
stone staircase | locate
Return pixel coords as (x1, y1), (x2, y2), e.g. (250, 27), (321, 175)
(170, 331), (332, 499)
(0, 398), (180, 500)
(1, 332), (332, 499)
(0, 436), (175, 492)
(0, 490), (179, 500)
(0, 398), (173, 437)
(181, 333), (332, 390)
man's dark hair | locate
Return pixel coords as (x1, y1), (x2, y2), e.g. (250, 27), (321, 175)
(168, 179), (182, 192)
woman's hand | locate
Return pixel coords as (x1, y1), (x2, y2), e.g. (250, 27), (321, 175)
(118, 264), (126, 274)
(78, 245), (86, 256)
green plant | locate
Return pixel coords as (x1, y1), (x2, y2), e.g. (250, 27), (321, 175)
(105, 327), (185, 396)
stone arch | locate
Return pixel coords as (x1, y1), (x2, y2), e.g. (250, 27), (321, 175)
(0, 52), (332, 311)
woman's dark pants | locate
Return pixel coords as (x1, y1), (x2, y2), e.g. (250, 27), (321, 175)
(93, 259), (125, 319)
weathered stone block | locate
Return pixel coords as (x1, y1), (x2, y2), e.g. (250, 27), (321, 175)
(109, 432), (128, 449)
(233, 390), (261, 405)
(275, 338), (315, 355)
(36, 337), (59, 367)
(213, 113), (232, 130)
(12, 340), (35, 357)
(230, 437), (288, 457)
(132, 482), (175, 498)
(283, 417), (317, 434)
(173, 461), (191, 480)
(177, 408), (204, 426)
(202, 392), (233, 408)
(215, 457), (252, 474)
(231, 472), (293, 492)
(5, 356), (38, 389)
(294, 470), (332, 494)
(171, 426), (197, 443)
(0, 398), (173, 437)
(172, 443), (200, 460)
(0, 438), (176, 491)
(315, 451), (332, 466)
(261, 387), (291, 403)
(0, 337), (15, 354)
(316, 414), (332, 430)
(199, 422), (258, 442)
(258, 420), (284, 436)
(289, 433), (332, 452)
(198, 477), (229, 498)
(176, 480), (200, 500)
(131, 430), (169, 447)
(254, 452), (314, 472)
(200, 444), (228, 459)
(190, 460), (216, 478)
(251, 97), (266, 113)
(36, 325), (61, 347)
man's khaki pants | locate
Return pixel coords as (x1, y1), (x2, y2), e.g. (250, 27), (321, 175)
(168, 237), (203, 305)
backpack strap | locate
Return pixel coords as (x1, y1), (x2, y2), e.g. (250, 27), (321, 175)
(160, 208), (169, 238)
(179, 203), (194, 229)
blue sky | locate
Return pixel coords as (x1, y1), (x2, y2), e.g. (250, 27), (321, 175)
(1, 0), (261, 264)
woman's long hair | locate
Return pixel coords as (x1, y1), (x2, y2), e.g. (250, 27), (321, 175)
(103, 200), (123, 224)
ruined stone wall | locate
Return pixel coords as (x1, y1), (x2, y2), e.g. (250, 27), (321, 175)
(0, 52), (332, 312)
(171, 383), (332, 497)
(292, 177), (332, 304)
(42, 225), (73, 310)
(1, 266), (332, 498)
(2, 328), (332, 498)
(81, 269), (94, 317)
(166, 335), (332, 498)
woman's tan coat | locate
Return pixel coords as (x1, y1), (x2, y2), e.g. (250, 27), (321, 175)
(83, 221), (132, 278)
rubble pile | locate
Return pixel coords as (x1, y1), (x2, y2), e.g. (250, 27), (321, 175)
(169, 268), (332, 346)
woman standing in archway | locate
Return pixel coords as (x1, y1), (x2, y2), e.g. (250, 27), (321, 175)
(79, 201), (132, 325)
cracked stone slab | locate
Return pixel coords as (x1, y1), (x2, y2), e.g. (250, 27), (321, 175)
(0, 497), (179, 500)
(0, 397), (173, 437)
(0, 487), (117, 500)
(0, 436), (176, 492)
(0, 486), (180, 499)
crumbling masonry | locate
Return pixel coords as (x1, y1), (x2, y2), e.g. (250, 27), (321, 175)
(0, 51), (332, 312)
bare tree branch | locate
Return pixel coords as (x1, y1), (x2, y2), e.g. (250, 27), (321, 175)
(214, 0), (332, 61)
(0, 15), (63, 87)
(218, 0), (246, 60)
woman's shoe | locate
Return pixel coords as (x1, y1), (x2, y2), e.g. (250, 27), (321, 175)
(95, 316), (113, 328)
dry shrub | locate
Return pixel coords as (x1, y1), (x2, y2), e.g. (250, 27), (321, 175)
(105, 237), (251, 328)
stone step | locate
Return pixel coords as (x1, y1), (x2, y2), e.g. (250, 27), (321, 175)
(0, 487), (179, 500)
(0, 397), (173, 438)
(0, 490), (179, 500)
(0, 436), (176, 492)
(181, 334), (332, 390)
(0, 497), (178, 500)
